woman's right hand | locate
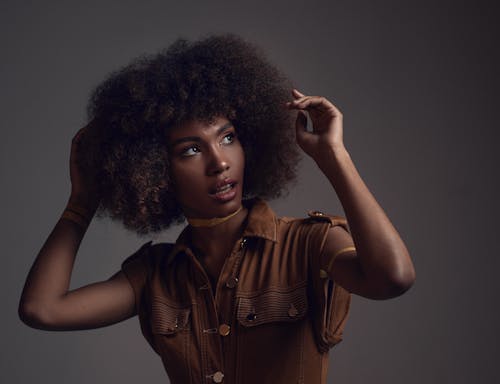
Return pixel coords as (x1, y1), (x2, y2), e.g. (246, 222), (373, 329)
(68, 119), (101, 214)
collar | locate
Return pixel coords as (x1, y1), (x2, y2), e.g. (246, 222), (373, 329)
(166, 198), (278, 265)
(241, 197), (278, 242)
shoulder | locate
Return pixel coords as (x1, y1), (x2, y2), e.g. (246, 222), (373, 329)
(121, 241), (175, 269)
(304, 210), (350, 230)
(277, 209), (350, 232)
(273, 209), (352, 255)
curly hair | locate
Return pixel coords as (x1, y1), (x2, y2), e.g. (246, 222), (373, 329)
(81, 34), (300, 234)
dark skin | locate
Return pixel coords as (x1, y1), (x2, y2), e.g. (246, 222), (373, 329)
(287, 89), (415, 298)
(167, 117), (248, 290)
(18, 90), (415, 331)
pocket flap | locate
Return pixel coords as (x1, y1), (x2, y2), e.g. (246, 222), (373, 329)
(237, 284), (308, 327)
(150, 296), (191, 335)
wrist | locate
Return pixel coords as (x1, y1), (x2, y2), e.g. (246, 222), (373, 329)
(61, 208), (91, 230)
(65, 196), (98, 228)
(68, 193), (99, 215)
(61, 200), (94, 229)
(313, 144), (351, 172)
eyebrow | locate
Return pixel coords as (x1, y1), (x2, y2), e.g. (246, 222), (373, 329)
(170, 122), (234, 147)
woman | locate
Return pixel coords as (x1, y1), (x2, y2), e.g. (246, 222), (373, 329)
(19, 35), (415, 383)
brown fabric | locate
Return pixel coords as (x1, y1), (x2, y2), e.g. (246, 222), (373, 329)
(121, 198), (352, 384)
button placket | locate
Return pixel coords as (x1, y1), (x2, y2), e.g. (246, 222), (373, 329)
(224, 237), (247, 289)
(217, 236), (249, 380)
(187, 247), (225, 384)
(197, 237), (250, 382)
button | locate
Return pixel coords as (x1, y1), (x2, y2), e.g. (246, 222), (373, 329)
(199, 283), (210, 290)
(308, 210), (333, 223)
(288, 303), (299, 318)
(226, 276), (239, 288)
(218, 324), (231, 336)
(213, 371), (224, 383)
(240, 237), (248, 249)
(246, 312), (257, 321)
(319, 269), (328, 279)
(308, 210), (325, 217)
(165, 316), (179, 332)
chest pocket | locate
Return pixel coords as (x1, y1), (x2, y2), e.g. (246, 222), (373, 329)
(236, 283), (308, 326)
(150, 296), (191, 334)
(235, 283), (309, 384)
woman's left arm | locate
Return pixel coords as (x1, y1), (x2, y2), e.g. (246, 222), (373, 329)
(287, 89), (415, 300)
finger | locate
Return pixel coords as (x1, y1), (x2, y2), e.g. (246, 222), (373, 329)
(294, 96), (330, 108)
(292, 88), (306, 98)
(286, 95), (313, 108)
(291, 96), (341, 115)
(295, 110), (309, 140)
(290, 95), (311, 103)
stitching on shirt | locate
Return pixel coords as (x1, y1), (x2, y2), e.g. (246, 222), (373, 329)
(298, 317), (305, 383)
(236, 285), (309, 327)
(235, 280), (307, 298)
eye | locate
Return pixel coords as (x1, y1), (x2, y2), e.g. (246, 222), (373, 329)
(221, 132), (235, 145)
(181, 145), (201, 157)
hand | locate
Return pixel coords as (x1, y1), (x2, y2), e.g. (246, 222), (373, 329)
(68, 119), (101, 213)
(286, 89), (345, 161)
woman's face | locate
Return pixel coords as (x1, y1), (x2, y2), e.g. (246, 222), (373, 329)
(168, 116), (245, 219)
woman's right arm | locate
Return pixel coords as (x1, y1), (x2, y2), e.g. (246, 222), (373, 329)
(18, 122), (137, 331)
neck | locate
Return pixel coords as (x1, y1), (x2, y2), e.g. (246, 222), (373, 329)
(188, 205), (249, 257)
(187, 205), (243, 228)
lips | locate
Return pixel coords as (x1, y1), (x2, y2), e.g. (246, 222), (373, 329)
(214, 183), (233, 194)
(210, 178), (236, 194)
(209, 178), (237, 202)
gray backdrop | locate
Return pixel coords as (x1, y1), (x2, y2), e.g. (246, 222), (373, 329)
(2, 0), (499, 383)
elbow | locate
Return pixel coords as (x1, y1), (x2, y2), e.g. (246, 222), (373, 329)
(18, 300), (38, 328)
(384, 264), (416, 298)
(364, 263), (416, 300)
(18, 300), (56, 330)
(379, 247), (417, 299)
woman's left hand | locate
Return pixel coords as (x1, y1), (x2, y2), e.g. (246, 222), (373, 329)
(286, 89), (345, 161)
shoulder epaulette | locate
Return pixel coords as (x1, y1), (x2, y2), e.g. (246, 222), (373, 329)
(307, 210), (347, 226)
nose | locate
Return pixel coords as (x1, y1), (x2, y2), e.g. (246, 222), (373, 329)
(207, 146), (229, 175)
